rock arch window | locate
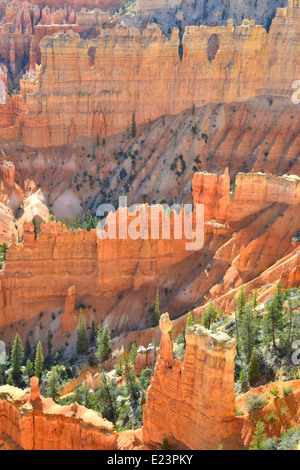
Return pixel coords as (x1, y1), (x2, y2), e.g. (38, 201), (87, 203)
(207, 34), (219, 62)
(87, 46), (96, 67)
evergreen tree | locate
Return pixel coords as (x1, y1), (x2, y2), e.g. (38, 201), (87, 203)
(11, 333), (24, 382)
(264, 284), (284, 349)
(250, 421), (268, 450)
(186, 311), (194, 327)
(76, 308), (89, 354)
(152, 288), (160, 326)
(47, 328), (53, 356)
(239, 369), (248, 390)
(240, 299), (257, 362)
(74, 211), (81, 230)
(0, 242), (9, 261)
(96, 325), (111, 368)
(34, 341), (44, 379)
(32, 218), (38, 240)
(24, 358), (34, 382)
(101, 326), (111, 363)
(123, 349), (138, 402)
(129, 342), (138, 365)
(131, 113), (137, 138)
(282, 297), (299, 356)
(46, 365), (61, 402)
(202, 301), (218, 330)
(236, 286), (247, 319)
(248, 349), (260, 386)
(98, 371), (116, 423)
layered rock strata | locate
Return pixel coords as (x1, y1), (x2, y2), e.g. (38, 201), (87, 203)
(142, 313), (244, 450)
(0, 170), (298, 339)
(12, 4), (300, 147)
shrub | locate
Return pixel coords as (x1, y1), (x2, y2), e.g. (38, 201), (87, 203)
(280, 407), (288, 417)
(283, 386), (293, 396)
(269, 386), (280, 399)
(245, 394), (269, 414)
(267, 412), (276, 423)
(160, 438), (172, 450)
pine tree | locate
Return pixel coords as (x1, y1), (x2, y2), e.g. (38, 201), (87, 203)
(248, 349), (260, 386)
(74, 211), (81, 230)
(249, 421), (268, 450)
(152, 288), (160, 326)
(34, 341), (44, 379)
(46, 365), (61, 402)
(76, 308), (89, 354)
(123, 349), (138, 402)
(11, 333), (24, 382)
(236, 286), (247, 320)
(101, 325), (111, 363)
(264, 284), (284, 349)
(240, 299), (257, 362)
(202, 301), (218, 329)
(131, 113), (137, 138)
(24, 358), (34, 382)
(239, 369), (248, 390)
(0, 242), (9, 261)
(32, 218), (38, 240)
(96, 325), (111, 368)
(129, 342), (138, 365)
(98, 371), (116, 423)
(47, 328), (53, 356)
(283, 297), (299, 356)
(186, 311), (194, 327)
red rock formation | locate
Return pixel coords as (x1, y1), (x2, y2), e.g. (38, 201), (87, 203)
(22, 221), (37, 251)
(0, 171), (298, 342)
(0, 376), (144, 450)
(192, 168), (230, 223)
(10, 5), (299, 147)
(142, 313), (244, 450)
(134, 344), (157, 375)
(61, 285), (77, 333)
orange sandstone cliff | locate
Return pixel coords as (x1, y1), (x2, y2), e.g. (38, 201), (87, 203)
(0, 170), (298, 347)
(142, 313), (244, 450)
(0, 378), (142, 450)
(0, 4), (299, 147)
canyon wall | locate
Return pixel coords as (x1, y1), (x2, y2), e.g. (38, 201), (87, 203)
(0, 0), (117, 77)
(142, 313), (244, 450)
(0, 379), (127, 450)
(17, 0), (123, 9)
(0, 170), (299, 339)
(16, 4), (300, 148)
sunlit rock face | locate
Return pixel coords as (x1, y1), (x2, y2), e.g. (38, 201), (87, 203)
(142, 313), (244, 450)
(2, 4), (296, 148)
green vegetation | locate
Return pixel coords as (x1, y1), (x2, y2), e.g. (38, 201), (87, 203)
(245, 393), (269, 414)
(34, 341), (44, 379)
(202, 301), (218, 329)
(11, 333), (24, 383)
(152, 288), (161, 326)
(249, 422), (268, 450)
(131, 113), (137, 138)
(0, 242), (9, 270)
(76, 308), (89, 355)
